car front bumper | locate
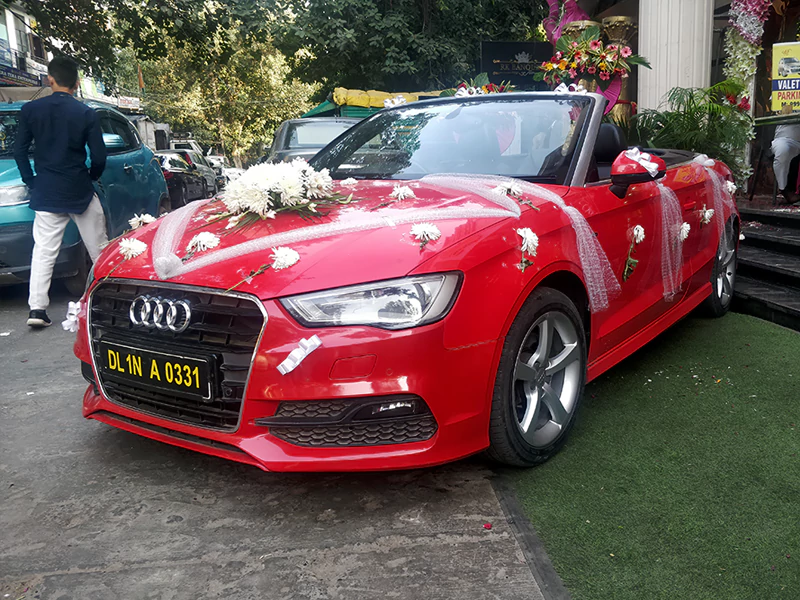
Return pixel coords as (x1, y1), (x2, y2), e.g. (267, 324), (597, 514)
(76, 281), (499, 472)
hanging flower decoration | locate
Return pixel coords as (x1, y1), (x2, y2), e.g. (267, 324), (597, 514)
(700, 205), (715, 227)
(128, 213), (156, 230)
(410, 223), (442, 250)
(623, 225), (645, 282)
(205, 159), (355, 232)
(679, 222), (691, 242)
(225, 246), (301, 292)
(516, 227), (539, 272)
(534, 25), (650, 90)
(440, 73), (514, 97)
(105, 238), (147, 280)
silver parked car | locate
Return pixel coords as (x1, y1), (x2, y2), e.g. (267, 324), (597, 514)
(262, 117), (361, 163)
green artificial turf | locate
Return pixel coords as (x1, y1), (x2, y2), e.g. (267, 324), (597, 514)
(511, 313), (799, 600)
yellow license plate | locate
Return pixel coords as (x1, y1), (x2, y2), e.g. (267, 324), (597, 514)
(99, 341), (212, 400)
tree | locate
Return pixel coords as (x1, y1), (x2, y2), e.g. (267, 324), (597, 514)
(116, 30), (318, 166)
(276, 0), (548, 92)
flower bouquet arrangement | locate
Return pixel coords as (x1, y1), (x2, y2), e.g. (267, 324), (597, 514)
(440, 73), (514, 97)
(535, 25), (650, 90)
(206, 159), (355, 231)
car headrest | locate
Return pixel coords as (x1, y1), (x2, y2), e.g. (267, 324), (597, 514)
(594, 123), (628, 164)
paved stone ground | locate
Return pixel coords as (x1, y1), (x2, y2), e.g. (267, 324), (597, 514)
(0, 283), (549, 600)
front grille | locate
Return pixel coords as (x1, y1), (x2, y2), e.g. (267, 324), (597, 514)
(270, 416), (438, 447)
(261, 395), (438, 447)
(89, 280), (265, 430)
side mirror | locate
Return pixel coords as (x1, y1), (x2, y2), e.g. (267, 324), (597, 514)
(610, 149), (667, 199)
(102, 133), (126, 150)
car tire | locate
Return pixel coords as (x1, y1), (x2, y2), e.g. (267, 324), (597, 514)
(63, 246), (92, 297)
(201, 181), (208, 199)
(700, 217), (738, 318)
(178, 183), (188, 207)
(158, 194), (172, 216)
(487, 287), (587, 467)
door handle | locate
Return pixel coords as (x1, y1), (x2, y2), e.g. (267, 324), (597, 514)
(682, 201), (696, 211)
(123, 164), (133, 174)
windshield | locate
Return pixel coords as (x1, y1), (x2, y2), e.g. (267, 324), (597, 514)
(0, 112), (29, 157)
(286, 121), (356, 149)
(311, 97), (591, 184)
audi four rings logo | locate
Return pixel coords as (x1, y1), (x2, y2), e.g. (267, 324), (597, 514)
(129, 296), (192, 332)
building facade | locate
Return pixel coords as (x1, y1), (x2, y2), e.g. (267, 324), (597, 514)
(0, 3), (51, 87)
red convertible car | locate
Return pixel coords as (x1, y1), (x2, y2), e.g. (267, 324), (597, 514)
(73, 92), (739, 471)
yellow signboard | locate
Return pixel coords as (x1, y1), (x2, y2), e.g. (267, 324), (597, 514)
(772, 42), (800, 112)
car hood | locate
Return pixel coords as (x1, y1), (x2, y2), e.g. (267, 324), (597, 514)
(93, 179), (564, 299)
(0, 158), (30, 187)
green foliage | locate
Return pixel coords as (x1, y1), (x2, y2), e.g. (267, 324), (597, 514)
(275, 0), (548, 92)
(632, 80), (754, 186)
(116, 31), (317, 165)
(17, 0), (272, 90)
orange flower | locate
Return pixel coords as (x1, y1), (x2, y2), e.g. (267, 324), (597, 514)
(558, 60), (568, 70)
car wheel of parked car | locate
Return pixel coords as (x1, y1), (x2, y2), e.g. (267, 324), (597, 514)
(487, 287), (587, 467)
(158, 194), (172, 216)
(701, 217), (738, 318)
(63, 247), (92, 297)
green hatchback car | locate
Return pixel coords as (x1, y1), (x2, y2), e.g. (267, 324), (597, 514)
(0, 100), (169, 294)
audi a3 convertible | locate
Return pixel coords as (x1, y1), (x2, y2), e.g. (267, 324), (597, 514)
(74, 92), (739, 471)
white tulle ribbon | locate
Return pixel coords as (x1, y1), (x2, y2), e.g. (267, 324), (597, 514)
(61, 301), (81, 333)
(657, 183), (684, 301)
(624, 148), (659, 177)
(424, 174), (620, 313)
(554, 83), (587, 94)
(693, 154), (716, 168)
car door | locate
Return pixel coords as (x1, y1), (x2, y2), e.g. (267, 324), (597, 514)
(96, 111), (148, 236)
(565, 178), (669, 359)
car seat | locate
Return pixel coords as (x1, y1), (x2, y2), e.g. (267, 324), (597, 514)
(592, 123), (629, 181)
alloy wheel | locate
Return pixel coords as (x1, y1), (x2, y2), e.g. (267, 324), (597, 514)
(716, 220), (737, 309)
(512, 311), (582, 449)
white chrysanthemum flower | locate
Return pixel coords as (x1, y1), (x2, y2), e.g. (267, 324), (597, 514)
(726, 181), (737, 196)
(700, 205), (715, 225)
(516, 227), (539, 256)
(340, 177), (358, 186)
(679, 222), (691, 242)
(494, 182), (523, 198)
(271, 246), (300, 270)
(389, 185), (416, 201)
(118, 238), (147, 260)
(410, 223), (441, 244)
(225, 214), (244, 230)
(128, 213), (156, 230)
(276, 177), (305, 206)
(306, 168), (333, 199)
(384, 95), (407, 108)
(454, 87), (469, 98)
(633, 225), (645, 244)
(186, 232), (220, 253)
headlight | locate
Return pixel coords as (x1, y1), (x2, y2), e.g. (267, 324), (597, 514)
(0, 185), (30, 206)
(281, 273), (462, 330)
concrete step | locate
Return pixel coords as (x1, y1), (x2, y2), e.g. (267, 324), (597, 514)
(733, 275), (800, 333)
(740, 222), (800, 256)
(739, 206), (800, 229)
(738, 245), (800, 288)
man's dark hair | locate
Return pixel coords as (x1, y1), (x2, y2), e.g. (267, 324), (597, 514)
(48, 56), (79, 89)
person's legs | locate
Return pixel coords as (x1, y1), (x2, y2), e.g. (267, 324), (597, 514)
(28, 209), (71, 321)
(771, 137), (800, 196)
(70, 194), (108, 261)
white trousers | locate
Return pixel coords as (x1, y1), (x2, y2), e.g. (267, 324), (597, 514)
(771, 136), (800, 191)
(29, 194), (108, 310)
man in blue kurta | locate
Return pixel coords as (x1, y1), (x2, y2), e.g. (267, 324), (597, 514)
(14, 56), (107, 328)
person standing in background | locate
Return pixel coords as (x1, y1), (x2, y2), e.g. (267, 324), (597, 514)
(772, 103), (800, 204)
(14, 56), (108, 328)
